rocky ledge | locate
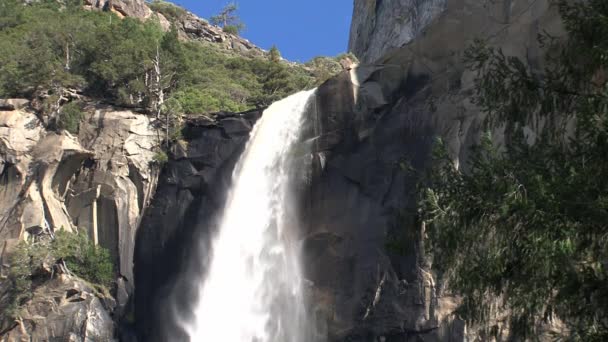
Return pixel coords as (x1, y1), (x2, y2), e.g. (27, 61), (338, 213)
(84, 0), (265, 57)
(0, 275), (115, 342)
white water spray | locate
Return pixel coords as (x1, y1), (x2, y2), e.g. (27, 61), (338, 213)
(184, 90), (316, 342)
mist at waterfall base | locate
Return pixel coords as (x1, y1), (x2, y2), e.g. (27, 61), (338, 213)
(177, 90), (320, 342)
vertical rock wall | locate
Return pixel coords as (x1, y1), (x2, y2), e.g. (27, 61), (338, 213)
(349, 0), (447, 63)
(0, 103), (161, 340)
(307, 0), (564, 340)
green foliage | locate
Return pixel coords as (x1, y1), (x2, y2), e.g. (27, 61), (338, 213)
(89, 18), (165, 107)
(0, 0), (25, 31)
(0, 2), (356, 117)
(52, 231), (114, 287)
(161, 97), (184, 141)
(170, 87), (224, 114)
(57, 101), (85, 134)
(0, 2), (322, 115)
(269, 45), (281, 63)
(153, 150), (169, 164)
(4, 231), (114, 318)
(305, 53), (358, 85)
(421, 0), (608, 339)
(210, 3), (244, 35)
(222, 24), (242, 35)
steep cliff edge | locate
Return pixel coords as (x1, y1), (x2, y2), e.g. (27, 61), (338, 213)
(0, 101), (160, 340)
(132, 1), (566, 341)
(331, 0), (564, 340)
(349, 0), (446, 63)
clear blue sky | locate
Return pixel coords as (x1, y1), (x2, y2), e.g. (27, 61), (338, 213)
(168, 0), (354, 62)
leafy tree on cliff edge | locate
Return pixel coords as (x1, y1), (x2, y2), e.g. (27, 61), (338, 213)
(210, 2), (245, 35)
(421, 0), (608, 339)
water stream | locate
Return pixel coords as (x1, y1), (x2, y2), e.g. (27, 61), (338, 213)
(184, 89), (317, 342)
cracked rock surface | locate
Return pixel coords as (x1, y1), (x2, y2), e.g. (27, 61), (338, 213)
(0, 103), (160, 340)
(0, 275), (115, 342)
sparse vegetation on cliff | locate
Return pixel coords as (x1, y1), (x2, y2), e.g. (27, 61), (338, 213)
(305, 53), (358, 85)
(210, 2), (244, 35)
(3, 231), (113, 319)
(421, 0), (608, 339)
(148, 0), (188, 21)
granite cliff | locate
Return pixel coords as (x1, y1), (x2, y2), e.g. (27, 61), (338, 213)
(1, 0), (568, 341)
(134, 1), (564, 340)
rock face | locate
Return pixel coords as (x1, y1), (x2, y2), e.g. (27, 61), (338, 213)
(0, 1), (566, 341)
(85, 0), (266, 57)
(0, 103), (160, 340)
(302, 64), (464, 341)
(0, 104), (88, 242)
(349, 0), (447, 63)
(84, 0), (153, 19)
(131, 2), (563, 340)
(71, 109), (160, 290)
(177, 12), (265, 56)
(314, 0), (561, 340)
(0, 276), (115, 342)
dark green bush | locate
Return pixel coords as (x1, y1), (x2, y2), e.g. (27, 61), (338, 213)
(52, 231), (113, 287)
(57, 101), (85, 134)
(223, 24), (244, 35)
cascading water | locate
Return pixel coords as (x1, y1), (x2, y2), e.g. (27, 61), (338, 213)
(184, 89), (317, 342)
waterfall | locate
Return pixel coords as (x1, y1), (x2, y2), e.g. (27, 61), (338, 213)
(184, 89), (317, 342)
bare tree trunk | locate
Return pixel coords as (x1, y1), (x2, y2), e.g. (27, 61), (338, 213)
(65, 42), (71, 71)
(166, 110), (170, 148)
(152, 44), (164, 120)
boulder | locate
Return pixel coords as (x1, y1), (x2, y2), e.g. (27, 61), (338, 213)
(154, 12), (172, 32)
(0, 275), (115, 342)
(85, 0), (152, 19)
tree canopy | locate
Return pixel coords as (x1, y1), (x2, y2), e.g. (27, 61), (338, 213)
(421, 0), (608, 339)
(0, 1), (328, 118)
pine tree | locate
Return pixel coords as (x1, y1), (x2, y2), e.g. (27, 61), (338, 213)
(210, 2), (244, 35)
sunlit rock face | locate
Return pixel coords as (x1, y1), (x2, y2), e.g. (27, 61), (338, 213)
(0, 275), (115, 341)
(84, 0), (153, 19)
(0, 103), (160, 339)
(349, 0), (447, 63)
